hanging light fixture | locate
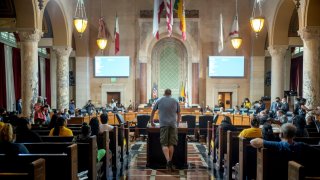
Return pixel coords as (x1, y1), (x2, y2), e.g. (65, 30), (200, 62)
(97, 0), (107, 51)
(230, 0), (242, 49)
(250, 0), (265, 37)
(73, 0), (88, 37)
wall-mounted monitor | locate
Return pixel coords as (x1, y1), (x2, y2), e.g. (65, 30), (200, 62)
(94, 56), (130, 77)
(208, 56), (245, 77)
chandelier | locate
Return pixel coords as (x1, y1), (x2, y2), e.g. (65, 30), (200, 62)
(97, 0), (107, 51)
(73, 0), (88, 37)
(231, 0), (242, 49)
(250, 0), (265, 37)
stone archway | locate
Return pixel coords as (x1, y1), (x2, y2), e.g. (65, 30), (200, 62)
(151, 38), (188, 98)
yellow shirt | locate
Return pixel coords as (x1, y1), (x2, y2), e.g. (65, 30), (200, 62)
(238, 127), (262, 138)
(49, 126), (73, 137)
(243, 102), (251, 109)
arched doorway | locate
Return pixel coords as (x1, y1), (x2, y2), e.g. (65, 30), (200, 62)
(151, 38), (188, 99)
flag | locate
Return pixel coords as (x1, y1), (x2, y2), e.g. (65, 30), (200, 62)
(174, 0), (186, 40)
(164, 0), (173, 36)
(152, 83), (158, 99)
(114, 13), (120, 55)
(229, 14), (239, 38)
(185, 80), (188, 104)
(218, 13), (224, 53)
(153, 0), (165, 39)
(180, 82), (185, 98)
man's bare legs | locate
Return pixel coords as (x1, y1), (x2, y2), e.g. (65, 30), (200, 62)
(162, 145), (175, 171)
(162, 146), (170, 162)
(169, 145), (174, 160)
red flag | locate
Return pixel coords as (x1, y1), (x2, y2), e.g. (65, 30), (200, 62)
(114, 13), (120, 54)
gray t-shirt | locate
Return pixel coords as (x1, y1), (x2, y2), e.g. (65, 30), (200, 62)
(153, 96), (180, 128)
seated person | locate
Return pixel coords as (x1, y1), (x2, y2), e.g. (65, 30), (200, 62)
(49, 117), (73, 136)
(239, 117), (262, 138)
(242, 98), (251, 109)
(294, 115), (309, 137)
(99, 114), (114, 133)
(262, 123), (280, 142)
(205, 105), (212, 112)
(74, 122), (106, 162)
(215, 116), (237, 148)
(15, 117), (42, 143)
(305, 115), (316, 129)
(89, 117), (100, 136)
(233, 105), (241, 114)
(275, 110), (288, 124)
(257, 110), (269, 125)
(0, 123), (29, 155)
(255, 100), (266, 114)
(219, 107), (224, 113)
(250, 123), (316, 156)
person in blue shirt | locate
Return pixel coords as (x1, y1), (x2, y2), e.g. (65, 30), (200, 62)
(250, 123), (316, 155)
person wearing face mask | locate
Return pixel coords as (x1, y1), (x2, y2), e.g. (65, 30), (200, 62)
(270, 97), (281, 118)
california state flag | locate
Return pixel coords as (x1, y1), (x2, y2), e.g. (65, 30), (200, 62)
(115, 13), (120, 55)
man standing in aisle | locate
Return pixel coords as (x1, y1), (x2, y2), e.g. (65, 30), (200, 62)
(150, 89), (181, 171)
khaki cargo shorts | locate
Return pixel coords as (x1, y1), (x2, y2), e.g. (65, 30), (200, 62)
(160, 126), (178, 146)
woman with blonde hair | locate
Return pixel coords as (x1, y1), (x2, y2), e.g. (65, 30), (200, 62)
(0, 123), (29, 155)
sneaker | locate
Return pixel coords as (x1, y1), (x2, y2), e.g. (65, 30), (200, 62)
(167, 161), (174, 172)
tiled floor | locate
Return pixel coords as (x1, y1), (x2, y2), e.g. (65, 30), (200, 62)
(117, 142), (223, 180)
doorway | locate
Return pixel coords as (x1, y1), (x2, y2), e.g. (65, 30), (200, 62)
(107, 92), (121, 106)
(218, 92), (232, 109)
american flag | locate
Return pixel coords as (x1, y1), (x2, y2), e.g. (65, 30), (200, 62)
(164, 0), (173, 36)
(152, 87), (158, 99)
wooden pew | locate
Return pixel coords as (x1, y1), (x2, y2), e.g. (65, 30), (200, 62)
(236, 137), (256, 180)
(288, 160), (320, 180)
(99, 126), (120, 177)
(32, 129), (81, 136)
(40, 136), (74, 142)
(210, 125), (249, 164)
(294, 137), (320, 145)
(215, 128), (242, 171)
(69, 117), (85, 124)
(224, 131), (241, 180)
(0, 144), (78, 180)
(257, 145), (320, 180)
(98, 131), (112, 179)
(0, 158), (45, 180)
(24, 137), (98, 180)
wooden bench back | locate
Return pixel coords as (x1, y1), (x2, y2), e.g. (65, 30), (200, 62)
(238, 137), (255, 180)
(257, 145), (320, 180)
(225, 131), (241, 180)
(24, 138), (97, 180)
(0, 144), (78, 180)
(0, 158), (46, 180)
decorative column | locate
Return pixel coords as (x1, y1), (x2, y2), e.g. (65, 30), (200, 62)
(75, 57), (90, 108)
(192, 63), (199, 104)
(140, 63), (147, 104)
(53, 47), (72, 110)
(268, 45), (288, 100)
(299, 27), (320, 108)
(19, 30), (42, 118)
(249, 56), (265, 101)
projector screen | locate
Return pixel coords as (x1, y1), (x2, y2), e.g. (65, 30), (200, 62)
(208, 56), (245, 77)
(94, 56), (130, 77)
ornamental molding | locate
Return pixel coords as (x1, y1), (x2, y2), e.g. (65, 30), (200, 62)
(267, 45), (288, 57)
(298, 26), (320, 41)
(19, 29), (43, 42)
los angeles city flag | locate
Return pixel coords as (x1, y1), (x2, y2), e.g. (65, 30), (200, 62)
(174, 0), (186, 40)
(114, 13), (120, 55)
